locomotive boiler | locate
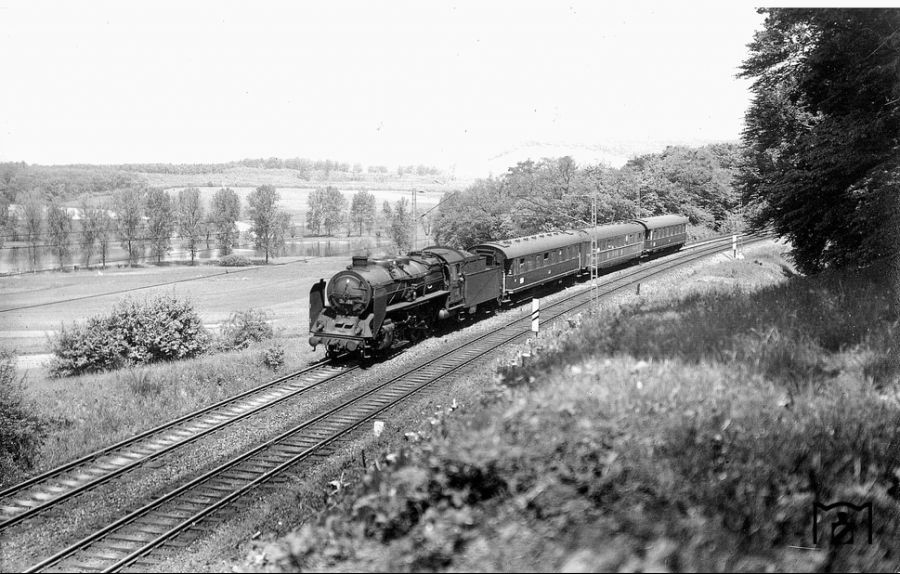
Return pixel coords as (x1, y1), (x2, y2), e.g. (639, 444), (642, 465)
(308, 248), (501, 358)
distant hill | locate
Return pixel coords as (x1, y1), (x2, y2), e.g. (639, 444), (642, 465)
(477, 139), (739, 175)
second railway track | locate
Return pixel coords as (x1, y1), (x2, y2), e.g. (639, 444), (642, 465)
(0, 360), (355, 530)
(24, 232), (769, 573)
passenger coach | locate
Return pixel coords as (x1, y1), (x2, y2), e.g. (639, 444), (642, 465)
(473, 230), (589, 301)
(633, 215), (689, 255)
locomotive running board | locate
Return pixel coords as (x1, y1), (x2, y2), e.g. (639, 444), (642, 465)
(384, 289), (449, 313)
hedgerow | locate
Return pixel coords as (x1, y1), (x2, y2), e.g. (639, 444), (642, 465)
(49, 294), (211, 377)
(219, 254), (253, 267)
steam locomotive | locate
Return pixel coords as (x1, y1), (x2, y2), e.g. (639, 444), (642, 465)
(309, 215), (689, 359)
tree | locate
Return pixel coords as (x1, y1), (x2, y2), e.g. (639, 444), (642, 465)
(47, 201), (72, 270)
(349, 190), (376, 236)
(738, 9), (900, 276)
(247, 185), (292, 263)
(0, 194), (9, 249)
(81, 200), (113, 269)
(96, 204), (113, 268)
(115, 187), (145, 266)
(211, 187), (241, 255)
(20, 190), (43, 272)
(176, 187), (204, 263)
(390, 197), (413, 252)
(306, 186), (347, 236)
(145, 189), (175, 264)
(381, 200), (393, 232)
(306, 187), (326, 235)
(79, 199), (99, 267)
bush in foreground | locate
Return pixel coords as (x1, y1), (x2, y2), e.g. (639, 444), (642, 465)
(49, 294), (211, 377)
(0, 348), (46, 487)
(220, 308), (273, 350)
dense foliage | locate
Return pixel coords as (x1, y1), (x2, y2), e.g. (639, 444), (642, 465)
(0, 162), (140, 204)
(49, 295), (211, 377)
(739, 9), (900, 274)
(431, 146), (743, 249)
(0, 348), (46, 487)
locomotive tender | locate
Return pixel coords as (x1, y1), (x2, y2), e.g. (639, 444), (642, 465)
(309, 214), (688, 358)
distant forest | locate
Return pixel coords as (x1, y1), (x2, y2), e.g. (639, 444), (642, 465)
(432, 143), (744, 249)
(0, 158), (444, 204)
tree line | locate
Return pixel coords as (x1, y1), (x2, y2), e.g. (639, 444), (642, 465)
(430, 144), (744, 249)
(305, 187), (415, 252)
(0, 185), (293, 271)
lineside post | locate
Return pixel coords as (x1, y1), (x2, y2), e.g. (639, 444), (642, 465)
(531, 298), (540, 335)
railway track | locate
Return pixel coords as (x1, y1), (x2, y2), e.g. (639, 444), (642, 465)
(0, 360), (355, 531)
(25, 232), (768, 573)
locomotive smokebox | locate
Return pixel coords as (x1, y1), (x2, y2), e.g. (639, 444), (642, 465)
(352, 256), (368, 268)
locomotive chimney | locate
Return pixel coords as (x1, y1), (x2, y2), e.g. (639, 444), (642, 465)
(352, 255), (368, 268)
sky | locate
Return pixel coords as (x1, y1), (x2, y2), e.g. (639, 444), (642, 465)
(0, 1), (770, 175)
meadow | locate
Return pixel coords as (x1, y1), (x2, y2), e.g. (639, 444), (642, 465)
(0, 253), (353, 356)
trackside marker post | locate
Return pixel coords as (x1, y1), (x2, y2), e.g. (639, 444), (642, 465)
(531, 298), (540, 334)
(733, 234), (737, 258)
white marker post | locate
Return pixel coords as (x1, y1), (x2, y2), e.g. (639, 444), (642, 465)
(732, 234), (737, 258)
(531, 298), (540, 335)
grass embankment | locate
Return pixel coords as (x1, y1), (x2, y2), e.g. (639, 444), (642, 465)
(253, 244), (900, 572)
(9, 336), (316, 483)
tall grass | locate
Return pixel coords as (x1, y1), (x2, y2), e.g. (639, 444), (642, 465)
(29, 337), (315, 472)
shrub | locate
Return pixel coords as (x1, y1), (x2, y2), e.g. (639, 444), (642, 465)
(262, 344), (285, 371)
(49, 294), (211, 377)
(0, 348), (46, 487)
(219, 254), (253, 267)
(220, 308), (274, 350)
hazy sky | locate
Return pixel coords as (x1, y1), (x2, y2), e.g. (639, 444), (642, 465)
(1, 1), (770, 174)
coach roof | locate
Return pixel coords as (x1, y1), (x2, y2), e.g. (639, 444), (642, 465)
(474, 229), (588, 259)
(582, 222), (645, 240)
(631, 215), (689, 229)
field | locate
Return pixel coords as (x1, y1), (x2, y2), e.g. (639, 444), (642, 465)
(135, 166), (472, 192)
(0, 253), (356, 359)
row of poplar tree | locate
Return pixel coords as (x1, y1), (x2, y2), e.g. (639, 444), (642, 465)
(0, 185), (293, 271)
(306, 186), (417, 252)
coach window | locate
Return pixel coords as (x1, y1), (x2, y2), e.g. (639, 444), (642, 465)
(544, 253), (549, 264)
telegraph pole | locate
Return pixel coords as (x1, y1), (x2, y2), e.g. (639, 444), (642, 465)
(411, 189), (418, 250)
(590, 194), (599, 306)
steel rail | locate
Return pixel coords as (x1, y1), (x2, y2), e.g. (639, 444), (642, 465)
(26, 232), (768, 572)
(0, 359), (355, 530)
